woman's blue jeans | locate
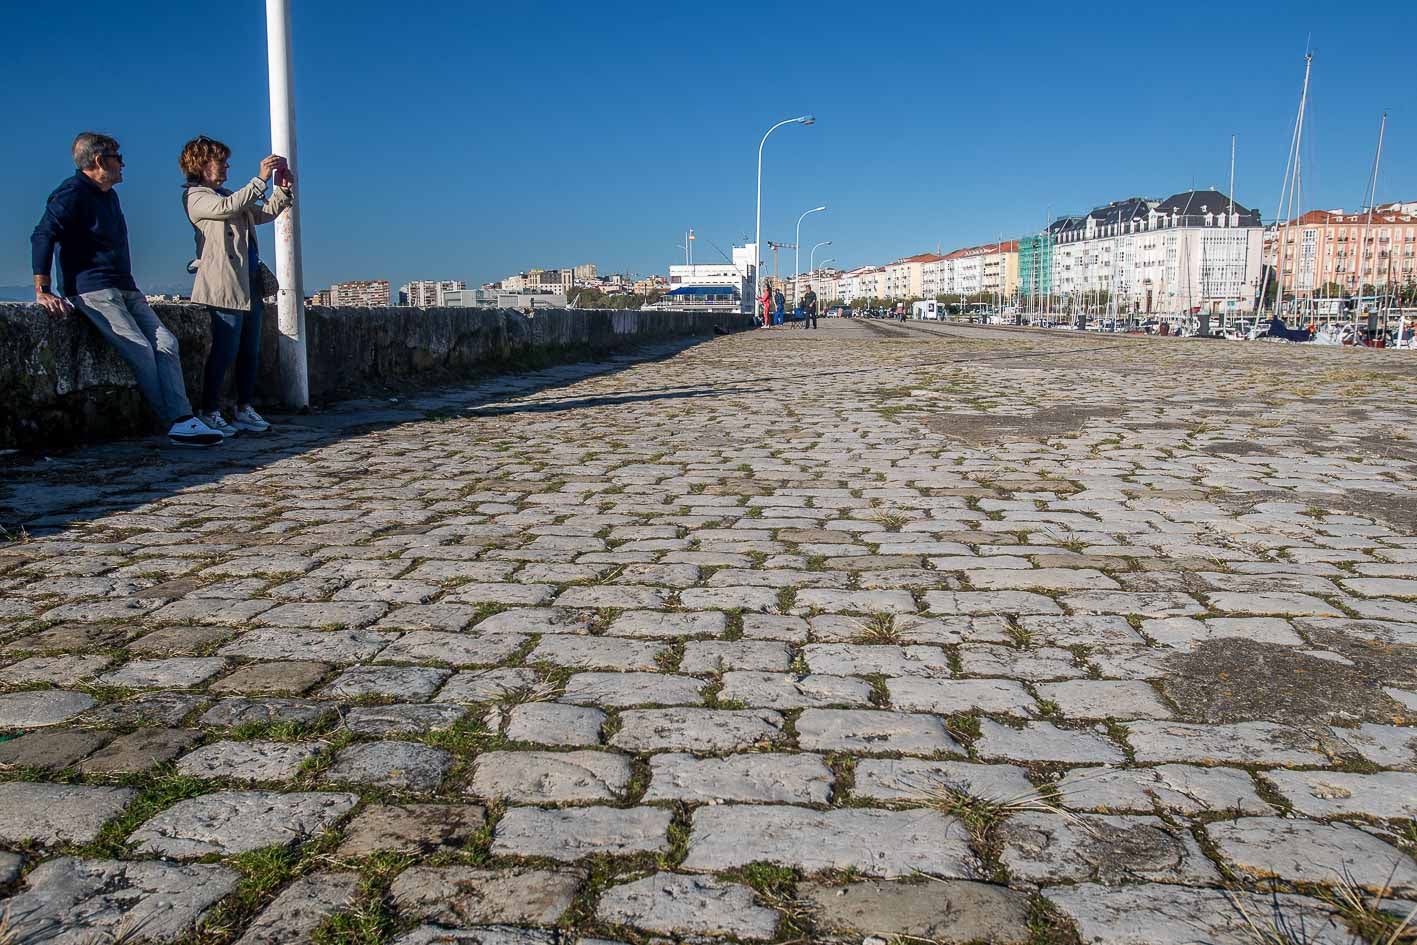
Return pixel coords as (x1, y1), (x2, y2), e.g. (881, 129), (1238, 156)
(201, 297), (263, 412)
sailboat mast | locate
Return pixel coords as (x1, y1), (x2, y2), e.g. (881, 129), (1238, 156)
(1353, 112), (1387, 331)
(1266, 52), (1312, 320)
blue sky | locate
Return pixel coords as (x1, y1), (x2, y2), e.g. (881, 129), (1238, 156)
(3, 0), (1413, 296)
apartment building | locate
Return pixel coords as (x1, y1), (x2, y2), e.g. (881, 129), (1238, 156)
(1051, 190), (1264, 314)
(327, 279), (391, 307)
(398, 280), (466, 307)
(922, 241), (1019, 298)
(1264, 201), (1417, 298)
(884, 253), (942, 300)
(841, 266), (886, 303)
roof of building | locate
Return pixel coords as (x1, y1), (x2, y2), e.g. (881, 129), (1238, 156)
(891, 253), (946, 265)
(1155, 190), (1261, 225)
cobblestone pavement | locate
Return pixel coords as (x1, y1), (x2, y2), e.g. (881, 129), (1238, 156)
(2, 320), (1417, 944)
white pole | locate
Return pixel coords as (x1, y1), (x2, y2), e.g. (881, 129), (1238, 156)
(1354, 112), (1386, 330)
(266, 0), (308, 408)
(794, 206), (826, 309)
(754, 115), (814, 324)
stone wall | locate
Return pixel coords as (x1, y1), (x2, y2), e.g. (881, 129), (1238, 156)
(0, 303), (752, 450)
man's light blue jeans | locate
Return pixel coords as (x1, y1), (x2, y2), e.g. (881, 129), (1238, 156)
(72, 288), (193, 423)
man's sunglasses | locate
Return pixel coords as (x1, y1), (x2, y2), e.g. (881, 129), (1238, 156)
(100, 152), (125, 165)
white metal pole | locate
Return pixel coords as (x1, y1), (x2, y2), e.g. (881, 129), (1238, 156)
(266, 0), (308, 408)
(754, 115), (813, 325)
(1354, 112), (1386, 329)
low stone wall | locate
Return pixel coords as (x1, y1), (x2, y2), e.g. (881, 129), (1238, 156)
(0, 303), (752, 450)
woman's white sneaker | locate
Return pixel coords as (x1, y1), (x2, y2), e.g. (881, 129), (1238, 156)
(233, 406), (271, 433)
(168, 415), (224, 447)
(199, 411), (239, 437)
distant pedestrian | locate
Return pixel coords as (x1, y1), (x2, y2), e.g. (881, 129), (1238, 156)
(182, 135), (293, 436)
(801, 287), (818, 329)
(759, 279), (773, 328)
(773, 288), (786, 326)
(32, 132), (222, 447)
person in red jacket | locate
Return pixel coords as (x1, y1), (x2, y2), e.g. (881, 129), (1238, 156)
(758, 279), (773, 328)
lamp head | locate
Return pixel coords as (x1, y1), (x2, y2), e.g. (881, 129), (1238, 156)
(811, 206), (827, 213)
(799, 115), (816, 125)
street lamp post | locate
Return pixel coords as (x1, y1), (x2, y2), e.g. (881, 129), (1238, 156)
(794, 206), (827, 308)
(265, 0), (308, 408)
(754, 115), (814, 323)
(810, 240), (832, 274)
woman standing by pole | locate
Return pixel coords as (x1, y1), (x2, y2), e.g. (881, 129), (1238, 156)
(759, 278), (773, 328)
(180, 136), (292, 435)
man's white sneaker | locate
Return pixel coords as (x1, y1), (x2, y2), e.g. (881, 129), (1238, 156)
(233, 406), (271, 433)
(168, 415), (224, 447)
(199, 411), (238, 437)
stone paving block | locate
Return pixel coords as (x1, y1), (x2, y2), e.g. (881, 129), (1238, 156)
(1000, 811), (1220, 886)
(0, 689), (96, 727)
(79, 692), (204, 728)
(966, 568), (1118, 591)
(376, 603), (486, 632)
(77, 726), (202, 774)
(472, 607), (595, 635)
(176, 739), (321, 782)
(678, 586), (781, 611)
(470, 750), (630, 802)
(391, 927), (560, 945)
(1204, 592), (1343, 617)
(219, 627), (392, 663)
(2, 622), (131, 654)
(502, 702), (605, 746)
(446, 582), (556, 606)
(256, 601), (390, 629)
(851, 758), (1035, 803)
(378, 631), (529, 667)
(96, 656), (228, 689)
(390, 865), (582, 925)
(680, 640), (791, 673)
(209, 660), (332, 695)
(322, 741), (452, 792)
(1125, 720), (1329, 766)
(741, 613), (809, 641)
(0, 850), (20, 886)
(492, 805), (672, 860)
(1035, 679), (1175, 720)
(607, 610), (729, 639)
(796, 708), (963, 755)
(0, 727), (112, 769)
(610, 708), (785, 752)
(1263, 769), (1417, 819)
(1207, 817), (1417, 891)
(334, 579), (441, 603)
(130, 790), (358, 858)
(1059, 591), (1205, 617)
(1046, 883), (1349, 945)
(682, 805), (974, 878)
(0, 654), (112, 686)
(718, 671), (873, 708)
(975, 720), (1124, 763)
(801, 878), (1031, 943)
(1017, 615), (1144, 646)
(644, 751), (834, 804)
(597, 872), (780, 940)
(0, 856), (240, 945)
(1143, 615), (1304, 649)
(201, 697), (338, 728)
(346, 703), (469, 735)
(1329, 722), (1417, 769)
(0, 782), (136, 845)
(149, 597), (277, 625)
(924, 590), (1064, 615)
(1055, 763), (1270, 814)
(560, 671), (704, 707)
(959, 645), (1083, 680)
(793, 589), (919, 614)
(127, 624), (238, 656)
(887, 677), (1037, 716)
(803, 643), (951, 677)
(529, 635), (665, 671)
(436, 668), (540, 702)
(321, 664), (452, 701)
(337, 803), (487, 856)
(556, 585), (669, 609)
(236, 871), (359, 945)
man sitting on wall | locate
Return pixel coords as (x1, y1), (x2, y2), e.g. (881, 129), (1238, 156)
(31, 132), (222, 447)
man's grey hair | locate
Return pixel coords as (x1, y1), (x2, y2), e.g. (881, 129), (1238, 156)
(72, 132), (119, 170)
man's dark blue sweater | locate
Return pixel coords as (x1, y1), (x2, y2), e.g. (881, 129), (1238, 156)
(31, 171), (138, 298)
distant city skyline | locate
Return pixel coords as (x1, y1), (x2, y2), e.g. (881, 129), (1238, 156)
(3, 1), (1412, 300)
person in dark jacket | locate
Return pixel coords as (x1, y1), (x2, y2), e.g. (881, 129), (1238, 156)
(32, 132), (221, 447)
(801, 287), (819, 329)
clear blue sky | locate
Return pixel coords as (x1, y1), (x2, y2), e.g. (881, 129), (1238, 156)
(3, 0), (1412, 296)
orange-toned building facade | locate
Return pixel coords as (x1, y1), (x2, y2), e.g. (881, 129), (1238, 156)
(1264, 201), (1417, 297)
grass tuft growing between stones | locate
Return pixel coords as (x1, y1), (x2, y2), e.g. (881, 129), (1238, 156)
(1026, 892), (1085, 945)
(852, 611), (902, 645)
(82, 766), (209, 859)
(310, 851), (414, 945)
(1321, 870), (1417, 945)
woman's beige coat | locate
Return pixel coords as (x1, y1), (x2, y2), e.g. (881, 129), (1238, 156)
(184, 177), (292, 311)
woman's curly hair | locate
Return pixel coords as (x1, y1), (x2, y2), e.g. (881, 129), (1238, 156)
(179, 136), (231, 184)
